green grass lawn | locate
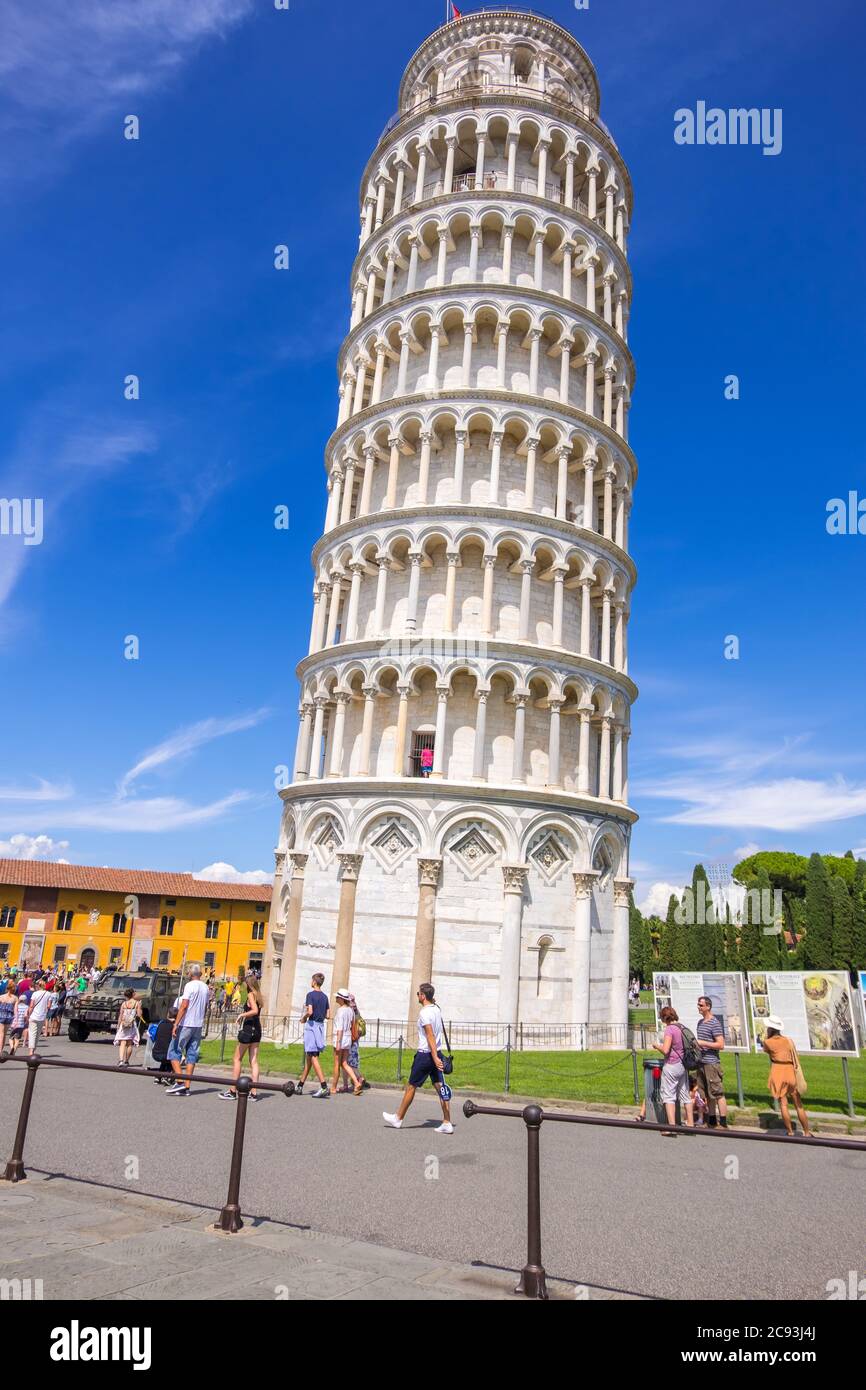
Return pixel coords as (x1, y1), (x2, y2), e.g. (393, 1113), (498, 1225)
(198, 1038), (866, 1118)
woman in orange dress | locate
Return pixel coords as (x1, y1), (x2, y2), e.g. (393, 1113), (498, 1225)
(762, 1016), (812, 1137)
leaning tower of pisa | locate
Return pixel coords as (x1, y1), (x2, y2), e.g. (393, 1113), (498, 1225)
(262, 8), (637, 1037)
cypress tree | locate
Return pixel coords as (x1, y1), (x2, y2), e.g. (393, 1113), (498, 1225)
(641, 915), (656, 985)
(802, 852), (834, 970)
(724, 900), (740, 971)
(628, 893), (644, 980)
(830, 876), (855, 972)
(665, 893), (689, 972)
(757, 867), (783, 970)
(738, 875), (763, 973)
(690, 863), (716, 972)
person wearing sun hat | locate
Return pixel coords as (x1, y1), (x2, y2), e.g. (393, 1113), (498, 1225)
(762, 1015), (812, 1137)
(331, 989), (363, 1096)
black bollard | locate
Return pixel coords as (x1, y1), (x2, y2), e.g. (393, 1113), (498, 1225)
(215, 1074), (252, 1232)
(515, 1103), (548, 1299)
(3, 1054), (41, 1183)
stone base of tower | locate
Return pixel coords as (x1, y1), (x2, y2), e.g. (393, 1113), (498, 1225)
(262, 783), (634, 1035)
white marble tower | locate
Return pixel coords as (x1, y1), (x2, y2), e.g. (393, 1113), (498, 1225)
(263, 8), (637, 1037)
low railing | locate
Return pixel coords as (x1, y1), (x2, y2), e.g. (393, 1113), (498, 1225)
(421, 169), (577, 209)
(0, 1053), (293, 1232)
(207, 1014), (638, 1053)
(462, 1098), (866, 1299)
(381, 80), (618, 149)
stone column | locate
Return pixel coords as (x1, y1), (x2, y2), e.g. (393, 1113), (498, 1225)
(443, 137), (456, 193)
(406, 551), (423, 631)
(598, 715), (612, 798)
(294, 701), (314, 780)
(518, 559), (534, 639)
(551, 567), (565, 645)
(436, 228), (449, 287)
(325, 467), (344, 531)
(571, 871), (595, 1034)
(523, 435), (538, 509)
(461, 324), (474, 388)
(603, 466), (615, 539)
(501, 225), (514, 284)
(417, 430), (433, 504)
(564, 150), (576, 209)
(358, 448), (376, 515)
(495, 325), (508, 389)
(345, 562), (363, 642)
(468, 225), (481, 282)
(481, 554), (496, 634)
(471, 690), (488, 780)
(579, 577), (592, 655)
(547, 698), (563, 787)
(414, 147), (427, 201)
(536, 138), (549, 198)
(621, 730), (630, 802)
(498, 865), (528, 1025)
(488, 431), (503, 504)
(393, 684), (410, 775)
(559, 338), (574, 405)
(261, 848), (286, 1014)
(397, 331), (411, 395)
(612, 721), (624, 800)
(330, 853), (364, 1021)
(385, 435), (401, 505)
(587, 164), (599, 220)
(373, 556), (390, 635)
(528, 329), (541, 394)
(308, 698), (327, 778)
(601, 587), (612, 664)
(325, 575), (343, 646)
(273, 852), (309, 1016)
(511, 694), (527, 782)
(611, 880), (633, 1032)
(393, 162), (405, 215)
(577, 707), (592, 793)
(328, 691), (349, 776)
(474, 131), (487, 189)
(584, 349), (598, 416)
(582, 456), (596, 528)
(432, 686), (449, 776)
(407, 857), (443, 1022)
(358, 685), (376, 775)
(453, 429), (467, 500)
(443, 551), (459, 631)
(555, 448), (570, 519)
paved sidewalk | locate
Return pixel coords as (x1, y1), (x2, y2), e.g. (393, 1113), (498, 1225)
(0, 1171), (644, 1301)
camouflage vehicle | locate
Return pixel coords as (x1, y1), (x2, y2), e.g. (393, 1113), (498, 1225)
(65, 970), (182, 1042)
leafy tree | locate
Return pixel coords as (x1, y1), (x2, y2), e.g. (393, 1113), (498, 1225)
(830, 875), (854, 972)
(802, 852), (834, 970)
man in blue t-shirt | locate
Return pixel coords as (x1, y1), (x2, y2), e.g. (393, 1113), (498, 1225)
(297, 973), (331, 1098)
(695, 995), (727, 1128)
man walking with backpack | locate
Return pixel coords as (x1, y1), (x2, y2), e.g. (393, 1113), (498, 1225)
(382, 983), (453, 1134)
(695, 994), (728, 1127)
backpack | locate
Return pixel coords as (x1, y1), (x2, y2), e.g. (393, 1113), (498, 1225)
(677, 1023), (702, 1071)
(351, 1012), (367, 1042)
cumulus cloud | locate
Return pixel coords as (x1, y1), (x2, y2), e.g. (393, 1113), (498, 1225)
(638, 881), (682, 917)
(0, 832), (70, 861)
(194, 861), (272, 886)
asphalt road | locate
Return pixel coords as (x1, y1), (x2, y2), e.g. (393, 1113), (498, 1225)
(2, 1035), (864, 1300)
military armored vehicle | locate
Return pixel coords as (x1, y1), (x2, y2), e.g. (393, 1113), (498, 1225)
(65, 969), (182, 1042)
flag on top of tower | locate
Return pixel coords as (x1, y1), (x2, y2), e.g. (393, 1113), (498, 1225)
(449, 2), (462, 18)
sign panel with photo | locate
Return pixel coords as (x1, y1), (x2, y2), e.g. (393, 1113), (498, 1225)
(747, 971), (860, 1057)
(652, 971), (750, 1051)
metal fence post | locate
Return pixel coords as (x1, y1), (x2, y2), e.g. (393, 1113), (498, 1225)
(515, 1104), (548, 1300)
(842, 1058), (855, 1119)
(734, 1053), (745, 1109)
(2, 1054), (41, 1182)
(220, 1016), (228, 1064)
(505, 1024), (512, 1094)
(397, 1035), (403, 1082)
(376, 1017), (380, 1048)
(215, 1075), (251, 1233)
(631, 1048), (639, 1104)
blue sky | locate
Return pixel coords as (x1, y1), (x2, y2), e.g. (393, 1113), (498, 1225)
(1, 0), (864, 909)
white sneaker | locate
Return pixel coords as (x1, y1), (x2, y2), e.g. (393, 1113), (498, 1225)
(435, 1122), (454, 1134)
(382, 1112), (402, 1129)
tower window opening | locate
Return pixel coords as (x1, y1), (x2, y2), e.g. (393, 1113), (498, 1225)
(411, 730), (436, 777)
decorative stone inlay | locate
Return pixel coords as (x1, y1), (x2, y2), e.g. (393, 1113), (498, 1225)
(312, 817), (343, 868)
(528, 830), (570, 884)
(447, 824), (499, 881)
(368, 817), (416, 873)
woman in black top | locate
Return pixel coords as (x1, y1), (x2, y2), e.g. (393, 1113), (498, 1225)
(219, 977), (263, 1101)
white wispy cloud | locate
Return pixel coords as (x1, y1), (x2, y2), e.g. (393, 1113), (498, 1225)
(0, 0), (255, 184)
(660, 778), (866, 832)
(118, 708), (271, 795)
(0, 792), (253, 834)
(0, 779), (72, 802)
(195, 861), (272, 886)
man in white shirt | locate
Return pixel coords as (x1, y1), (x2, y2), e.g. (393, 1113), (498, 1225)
(26, 983), (52, 1055)
(165, 963), (210, 1096)
(383, 982), (453, 1134)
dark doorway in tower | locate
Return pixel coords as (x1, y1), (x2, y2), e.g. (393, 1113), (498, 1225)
(411, 730), (435, 777)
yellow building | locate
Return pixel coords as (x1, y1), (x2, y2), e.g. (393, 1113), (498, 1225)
(0, 860), (272, 980)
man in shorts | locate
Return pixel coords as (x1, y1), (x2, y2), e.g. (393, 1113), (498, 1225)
(26, 980), (52, 1055)
(695, 995), (727, 1128)
(383, 982), (453, 1134)
(165, 963), (209, 1096)
(296, 973), (330, 1098)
